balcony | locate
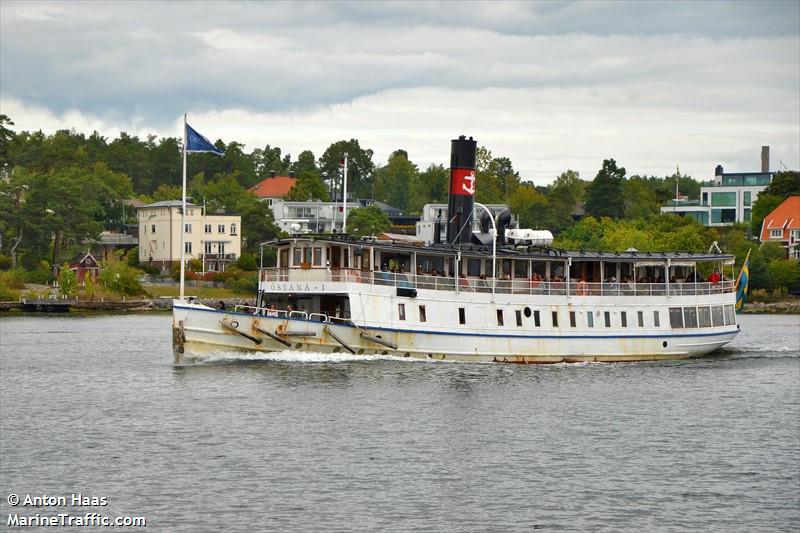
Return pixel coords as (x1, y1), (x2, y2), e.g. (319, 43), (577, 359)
(260, 268), (735, 297)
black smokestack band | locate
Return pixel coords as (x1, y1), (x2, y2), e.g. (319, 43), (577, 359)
(446, 135), (477, 245)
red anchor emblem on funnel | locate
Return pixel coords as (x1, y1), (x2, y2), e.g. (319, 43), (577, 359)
(462, 171), (475, 195)
(451, 168), (476, 196)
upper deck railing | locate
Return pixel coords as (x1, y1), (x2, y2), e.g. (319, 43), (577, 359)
(260, 268), (735, 297)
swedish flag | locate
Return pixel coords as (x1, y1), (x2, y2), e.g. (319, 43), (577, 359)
(735, 249), (751, 312)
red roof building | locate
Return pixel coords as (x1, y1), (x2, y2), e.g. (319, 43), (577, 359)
(249, 175), (297, 200)
(760, 195), (800, 259)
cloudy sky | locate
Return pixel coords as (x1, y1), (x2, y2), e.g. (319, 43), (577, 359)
(1, 1), (798, 184)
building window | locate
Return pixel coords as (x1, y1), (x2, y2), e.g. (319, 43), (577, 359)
(653, 311), (660, 327)
(185, 223), (192, 233)
(637, 311), (644, 327)
(587, 312), (594, 328)
(151, 224), (156, 233)
(684, 307), (698, 328)
(515, 310), (522, 327)
(604, 311), (611, 328)
(551, 311), (558, 328)
(184, 242), (192, 254)
(711, 192), (736, 207)
(496, 309), (504, 326)
(458, 307), (465, 325)
(230, 223), (237, 236)
(398, 303), (406, 321)
(669, 307), (683, 328)
(621, 311), (627, 328)
(743, 191), (751, 206)
(205, 224), (212, 233)
(218, 224), (225, 234)
(711, 209), (736, 224)
(419, 305), (427, 323)
(770, 229), (783, 239)
(569, 311), (576, 328)
(743, 209), (751, 223)
(219, 243), (225, 255)
(533, 310), (540, 327)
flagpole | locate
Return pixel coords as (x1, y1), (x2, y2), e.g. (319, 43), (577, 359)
(180, 113), (187, 301)
(342, 152), (349, 233)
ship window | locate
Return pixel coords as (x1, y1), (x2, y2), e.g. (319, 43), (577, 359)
(534, 310), (540, 327)
(467, 258), (481, 277)
(724, 305), (736, 325)
(496, 309), (504, 326)
(669, 307), (684, 328)
(621, 311), (627, 328)
(515, 310), (522, 327)
(280, 249), (289, 268)
(398, 303), (406, 321)
(637, 311), (644, 328)
(653, 311), (661, 327)
(711, 306), (724, 326)
(524, 307), (532, 318)
(514, 260), (528, 278)
(293, 248), (301, 265)
(304, 247), (313, 264)
(604, 311), (611, 328)
(684, 307), (698, 328)
(587, 312), (594, 328)
(569, 311), (576, 328)
(552, 311), (559, 328)
(458, 307), (465, 325)
(698, 307), (711, 328)
(313, 248), (322, 266)
(419, 305), (426, 323)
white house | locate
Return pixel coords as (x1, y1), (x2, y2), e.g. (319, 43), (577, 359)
(137, 200), (241, 271)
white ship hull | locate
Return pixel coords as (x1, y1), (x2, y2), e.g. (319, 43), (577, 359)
(172, 298), (739, 364)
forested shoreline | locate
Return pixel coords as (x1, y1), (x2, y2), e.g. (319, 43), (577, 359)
(0, 114), (798, 300)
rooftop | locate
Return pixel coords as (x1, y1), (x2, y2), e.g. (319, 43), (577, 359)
(249, 176), (297, 198)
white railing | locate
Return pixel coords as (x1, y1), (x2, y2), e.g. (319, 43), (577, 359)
(260, 268), (735, 297)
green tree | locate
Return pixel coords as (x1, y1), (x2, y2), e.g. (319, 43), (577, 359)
(99, 260), (143, 295)
(585, 159), (626, 219)
(408, 164), (449, 214)
(286, 170), (329, 201)
(373, 150), (418, 211)
(510, 184), (549, 229)
(767, 259), (800, 295)
(542, 169), (585, 233)
(58, 263), (78, 297)
(0, 114), (15, 168)
(150, 184), (183, 202)
(319, 140), (375, 200)
(252, 144), (291, 179)
(346, 205), (390, 237)
(623, 176), (660, 219)
(475, 147), (521, 204)
(751, 194), (784, 236)
(290, 150), (318, 175)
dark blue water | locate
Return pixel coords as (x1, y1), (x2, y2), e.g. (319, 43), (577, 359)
(1, 313), (798, 532)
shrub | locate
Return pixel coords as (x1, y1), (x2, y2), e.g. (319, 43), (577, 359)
(0, 254), (11, 271)
(58, 264), (78, 297)
(125, 247), (140, 267)
(0, 271), (20, 301)
(100, 261), (144, 295)
(236, 253), (257, 271)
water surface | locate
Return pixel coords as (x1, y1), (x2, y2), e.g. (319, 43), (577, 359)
(1, 314), (798, 531)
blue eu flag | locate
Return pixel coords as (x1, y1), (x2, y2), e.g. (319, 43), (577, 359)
(186, 123), (225, 156)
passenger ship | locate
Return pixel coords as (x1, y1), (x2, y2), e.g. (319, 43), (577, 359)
(172, 137), (740, 363)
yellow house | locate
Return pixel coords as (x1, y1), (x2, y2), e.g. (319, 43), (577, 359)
(137, 200), (242, 272)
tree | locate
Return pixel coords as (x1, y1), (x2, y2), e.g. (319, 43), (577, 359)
(346, 206), (390, 237)
(319, 140), (375, 200)
(286, 170), (329, 201)
(58, 263), (78, 297)
(585, 159), (626, 219)
(767, 259), (800, 295)
(290, 150), (318, 175)
(373, 150), (418, 211)
(99, 260), (143, 295)
(542, 169), (585, 233)
(623, 176), (660, 219)
(408, 164), (449, 214)
(475, 146), (521, 204)
(751, 171), (800, 235)
(0, 114), (15, 168)
(509, 184), (549, 229)
(252, 144), (291, 179)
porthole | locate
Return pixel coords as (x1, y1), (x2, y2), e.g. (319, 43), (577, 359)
(333, 347), (341, 353)
(662, 341), (668, 348)
(381, 351), (388, 355)
(357, 349), (364, 354)
(523, 307), (532, 318)
(231, 320), (239, 328)
(403, 352), (410, 358)
(295, 343), (302, 349)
